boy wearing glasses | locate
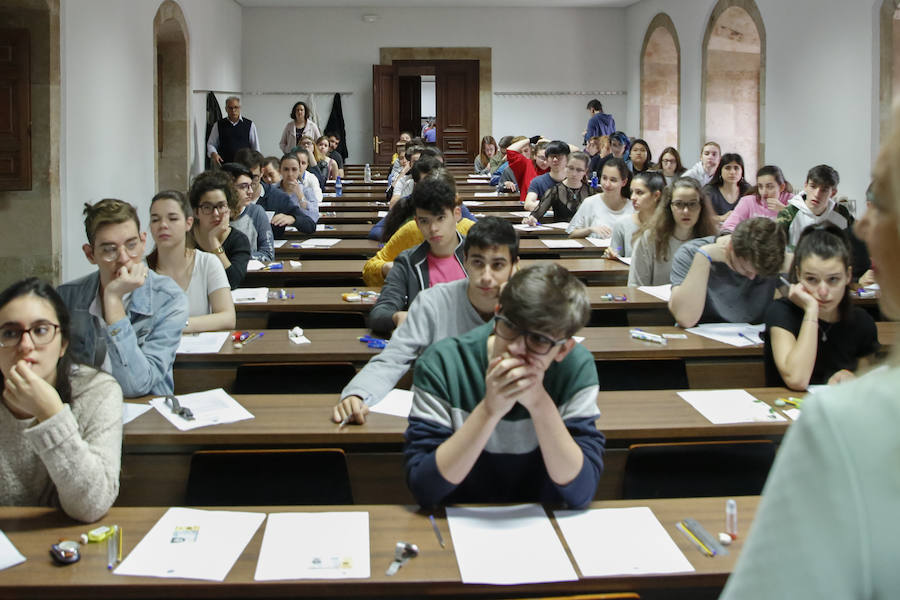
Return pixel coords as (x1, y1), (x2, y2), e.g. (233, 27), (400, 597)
(404, 264), (605, 508)
(57, 199), (188, 397)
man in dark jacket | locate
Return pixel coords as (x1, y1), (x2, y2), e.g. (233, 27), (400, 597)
(583, 99), (616, 144)
(207, 96), (261, 165)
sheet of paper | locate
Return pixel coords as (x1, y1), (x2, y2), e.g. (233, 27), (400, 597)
(273, 239), (287, 248)
(447, 504), (577, 585)
(0, 530), (25, 571)
(368, 389), (413, 418)
(299, 238), (341, 248)
(541, 239), (584, 249)
(466, 178), (489, 184)
(473, 191), (499, 197)
(555, 507), (694, 576)
(322, 193), (336, 198)
(783, 408), (801, 420)
(176, 332), (230, 354)
(508, 210), (532, 218)
(232, 287), (269, 304)
(677, 389), (786, 424)
(115, 507), (264, 581)
(316, 223), (334, 231)
(254, 512), (370, 580)
(149, 388), (255, 431)
(545, 221), (570, 229)
(123, 402), (152, 425)
(686, 322), (764, 347)
(285, 226), (298, 232)
(265, 210), (275, 222)
(513, 224), (551, 232)
(585, 237), (611, 247)
(289, 260), (302, 268)
(319, 202), (333, 207)
(616, 255), (632, 265)
(462, 200), (483, 206)
(638, 284), (672, 302)
(247, 259), (265, 271)
(377, 210), (388, 217)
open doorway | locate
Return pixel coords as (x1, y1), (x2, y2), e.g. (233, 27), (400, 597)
(154, 0), (190, 192)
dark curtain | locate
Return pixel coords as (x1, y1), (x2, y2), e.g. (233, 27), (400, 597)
(204, 92), (222, 170)
(324, 93), (348, 161)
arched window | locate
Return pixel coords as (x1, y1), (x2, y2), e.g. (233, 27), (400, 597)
(154, 0), (190, 192)
(640, 13), (680, 156)
(701, 0), (765, 180)
(879, 0), (900, 139)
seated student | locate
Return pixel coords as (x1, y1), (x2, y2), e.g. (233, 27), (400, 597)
(588, 131), (628, 179)
(506, 136), (550, 203)
(188, 170), (251, 290)
(627, 138), (652, 174)
(58, 199), (188, 397)
(233, 149), (315, 239)
(722, 165), (793, 232)
(296, 136), (326, 189)
(524, 151), (591, 225)
(0, 278), (123, 523)
(389, 145), (425, 205)
(764, 225), (879, 391)
(333, 217), (519, 425)
(703, 153), (751, 222)
(585, 135), (603, 159)
(391, 131), (413, 164)
(610, 170), (665, 258)
(369, 173), (471, 334)
(260, 155), (281, 185)
(315, 136), (340, 181)
(668, 217), (788, 328)
(275, 149), (322, 223)
(220, 162), (275, 262)
(628, 177), (719, 286)
(474, 135), (498, 174)
(568, 158), (634, 239)
(324, 131), (345, 179)
(404, 264), (605, 508)
(147, 191), (235, 333)
(523, 141), (575, 212)
(656, 146), (687, 186)
(491, 135), (516, 192)
(682, 141), (722, 187)
(387, 140), (408, 186)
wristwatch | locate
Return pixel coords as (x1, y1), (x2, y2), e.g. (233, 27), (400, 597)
(214, 246), (226, 254)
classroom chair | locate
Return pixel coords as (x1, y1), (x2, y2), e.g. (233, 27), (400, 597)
(185, 448), (354, 506)
(622, 440), (776, 499)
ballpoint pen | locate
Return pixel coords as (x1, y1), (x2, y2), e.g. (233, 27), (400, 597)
(429, 515), (446, 548)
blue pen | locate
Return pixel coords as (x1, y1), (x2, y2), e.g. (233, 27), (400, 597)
(242, 332), (264, 346)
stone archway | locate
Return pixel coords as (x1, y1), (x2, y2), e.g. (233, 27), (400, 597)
(154, 0), (190, 192)
(640, 13), (680, 157)
(879, 0), (900, 140)
(701, 0), (765, 179)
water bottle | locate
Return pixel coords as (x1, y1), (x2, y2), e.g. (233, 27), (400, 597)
(364, 163), (372, 183)
(590, 171), (598, 189)
(335, 176), (343, 197)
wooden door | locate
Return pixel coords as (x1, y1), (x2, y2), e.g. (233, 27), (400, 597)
(436, 60), (478, 165)
(371, 65), (398, 165)
(0, 29), (31, 190)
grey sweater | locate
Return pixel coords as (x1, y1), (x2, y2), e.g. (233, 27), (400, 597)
(341, 278), (486, 406)
(0, 364), (123, 522)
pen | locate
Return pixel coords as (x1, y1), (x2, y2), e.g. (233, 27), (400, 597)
(676, 521), (714, 557)
(242, 332), (265, 346)
(779, 276), (791, 288)
(107, 525), (118, 569)
(118, 527), (123, 564)
(429, 515), (446, 548)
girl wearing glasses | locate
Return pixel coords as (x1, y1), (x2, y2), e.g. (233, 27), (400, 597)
(523, 151), (591, 226)
(188, 170), (252, 290)
(628, 177), (718, 286)
(0, 278), (122, 522)
(656, 146), (686, 186)
(147, 190), (236, 333)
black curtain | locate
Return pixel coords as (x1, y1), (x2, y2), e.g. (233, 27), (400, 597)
(324, 93), (348, 161)
(204, 92), (222, 170)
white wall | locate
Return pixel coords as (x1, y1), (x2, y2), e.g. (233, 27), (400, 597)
(60, 0), (242, 282)
(624, 0), (880, 206)
(240, 7), (628, 163)
(421, 79), (435, 119)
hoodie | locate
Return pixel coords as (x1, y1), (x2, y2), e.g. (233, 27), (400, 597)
(776, 192), (850, 249)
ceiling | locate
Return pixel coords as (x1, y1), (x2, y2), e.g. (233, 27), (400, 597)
(236, 0), (639, 8)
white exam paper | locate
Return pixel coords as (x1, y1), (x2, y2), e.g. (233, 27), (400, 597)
(232, 287), (269, 304)
(686, 322), (764, 347)
(677, 389), (786, 424)
(299, 238), (341, 248)
(0, 530), (25, 571)
(254, 512), (370, 580)
(149, 388), (255, 431)
(176, 332), (230, 354)
(473, 191), (499, 197)
(446, 504), (577, 585)
(319, 202), (333, 207)
(783, 408), (801, 420)
(265, 210), (275, 222)
(513, 224), (551, 232)
(247, 259), (266, 271)
(289, 260), (302, 268)
(508, 211), (532, 218)
(114, 507), (265, 581)
(555, 507), (694, 576)
(585, 237), (611, 247)
(541, 239), (584, 249)
(545, 221), (570, 229)
(273, 239), (287, 248)
(123, 402), (152, 425)
(369, 389), (413, 418)
(638, 284), (672, 302)
(616, 255), (632, 265)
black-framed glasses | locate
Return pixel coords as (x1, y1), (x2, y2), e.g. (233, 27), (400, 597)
(493, 314), (567, 355)
(198, 202), (229, 215)
(95, 239), (142, 262)
(0, 321), (60, 348)
(671, 201), (701, 212)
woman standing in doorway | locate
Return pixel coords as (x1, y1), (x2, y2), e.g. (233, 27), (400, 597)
(279, 100), (321, 154)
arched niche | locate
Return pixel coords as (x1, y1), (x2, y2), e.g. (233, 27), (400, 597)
(879, 0), (900, 139)
(640, 13), (680, 157)
(701, 0), (765, 180)
(154, 0), (190, 192)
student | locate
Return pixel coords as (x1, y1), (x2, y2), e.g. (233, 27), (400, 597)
(567, 158), (634, 239)
(656, 146), (686, 186)
(722, 165), (793, 232)
(628, 177), (719, 286)
(387, 140), (408, 186)
(297, 136), (326, 189)
(584, 98), (616, 143)
(147, 190), (235, 333)
(188, 170), (252, 290)
(506, 136), (550, 203)
(610, 171), (665, 258)
(221, 162), (275, 262)
(718, 105), (900, 600)
(0, 278), (123, 523)
(275, 149), (322, 223)
(585, 135), (603, 158)
(627, 138), (652, 174)
(523, 141), (574, 212)
(682, 141), (721, 186)
(389, 145), (425, 205)
(260, 155), (281, 185)
(333, 217), (519, 425)
(474, 136), (498, 174)
(324, 131), (346, 178)
(763, 225), (879, 390)
(233, 149), (315, 239)
(278, 100), (320, 154)
(524, 151), (591, 225)
(668, 217), (788, 328)
(404, 264), (605, 508)
(58, 199), (188, 397)
(314, 136), (340, 181)
(391, 131), (413, 164)
(369, 173), (470, 334)
(703, 152), (751, 221)
(588, 131), (628, 179)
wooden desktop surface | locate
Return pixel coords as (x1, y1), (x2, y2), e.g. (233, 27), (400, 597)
(0, 497), (758, 599)
(273, 238), (611, 259)
(289, 223), (570, 239)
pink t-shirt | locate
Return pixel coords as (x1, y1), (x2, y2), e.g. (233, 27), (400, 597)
(426, 253), (466, 286)
(721, 190), (793, 232)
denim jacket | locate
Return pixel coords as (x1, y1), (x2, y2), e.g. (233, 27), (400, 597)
(57, 271), (188, 398)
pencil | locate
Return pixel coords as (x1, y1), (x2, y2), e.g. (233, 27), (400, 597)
(429, 515), (446, 548)
(676, 521), (714, 557)
(117, 526), (123, 563)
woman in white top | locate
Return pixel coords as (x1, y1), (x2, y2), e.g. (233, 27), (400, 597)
(278, 101), (321, 154)
(274, 150), (322, 223)
(147, 190), (235, 333)
(567, 158), (634, 239)
(609, 171), (665, 258)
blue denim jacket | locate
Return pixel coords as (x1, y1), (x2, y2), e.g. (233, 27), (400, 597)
(57, 271), (188, 398)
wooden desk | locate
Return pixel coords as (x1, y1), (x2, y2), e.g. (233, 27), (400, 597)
(319, 198), (523, 211)
(0, 498), (756, 599)
(290, 223), (569, 239)
(319, 211), (528, 225)
(273, 239), (610, 260)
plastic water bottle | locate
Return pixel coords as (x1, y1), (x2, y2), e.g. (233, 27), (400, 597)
(364, 163), (372, 183)
(335, 176), (343, 197)
(590, 171), (598, 189)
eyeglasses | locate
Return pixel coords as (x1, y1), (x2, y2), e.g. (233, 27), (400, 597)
(95, 238), (142, 262)
(235, 182), (252, 192)
(493, 314), (567, 355)
(671, 201), (701, 212)
(661, 158), (677, 165)
(0, 321), (60, 348)
(198, 202), (229, 215)
(250, 173), (261, 183)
